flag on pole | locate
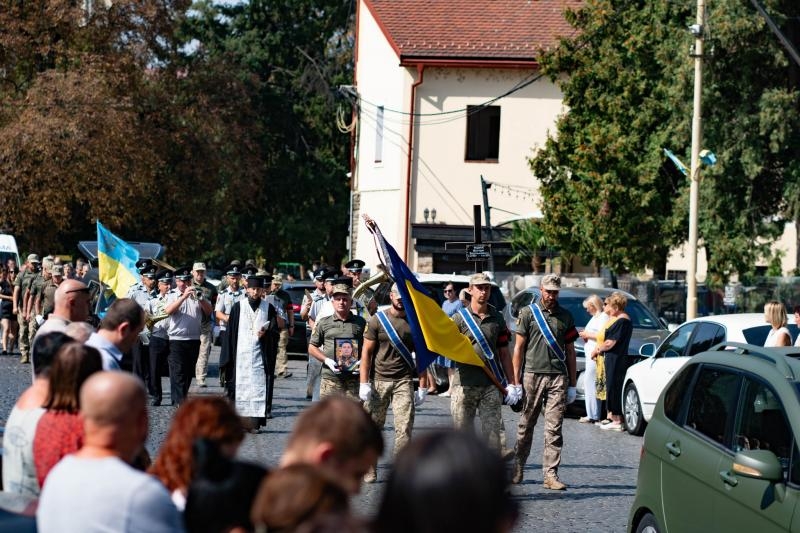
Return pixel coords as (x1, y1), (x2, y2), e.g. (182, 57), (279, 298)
(371, 223), (487, 373)
(96, 221), (140, 298)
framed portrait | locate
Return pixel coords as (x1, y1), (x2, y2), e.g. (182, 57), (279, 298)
(334, 338), (359, 372)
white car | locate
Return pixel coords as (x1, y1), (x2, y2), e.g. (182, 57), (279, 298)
(622, 313), (799, 435)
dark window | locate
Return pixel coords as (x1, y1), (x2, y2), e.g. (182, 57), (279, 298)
(686, 367), (741, 446)
(466, 106), (500, 161)
(664, 364), (697, 423)
(688, 324), (725, 356)
(657, 324), (696, 358)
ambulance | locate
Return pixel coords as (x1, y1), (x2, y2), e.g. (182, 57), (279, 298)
(0, 234), (20, 269)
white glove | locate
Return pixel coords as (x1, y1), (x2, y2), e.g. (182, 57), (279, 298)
(35, 314), (44, 326)
(566, 386), (577, 405)
(504, 385), (520, 405)
(414, 389), (427, 407)
(514, 384), (523, 402)
(323, 358), (340, 374)
(359, 382), (372, 402)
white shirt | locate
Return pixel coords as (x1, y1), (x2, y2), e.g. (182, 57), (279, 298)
(765, 326), (791, 347)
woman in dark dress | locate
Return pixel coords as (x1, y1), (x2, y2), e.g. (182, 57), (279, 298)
(0, 267), (17, 355)
(591, 291), (633, 431)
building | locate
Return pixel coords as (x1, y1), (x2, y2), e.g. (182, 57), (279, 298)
(350, 0), (581, 274)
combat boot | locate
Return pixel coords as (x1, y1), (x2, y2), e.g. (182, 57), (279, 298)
(511, 459), (524, 484)
(543, 475), (566, 490)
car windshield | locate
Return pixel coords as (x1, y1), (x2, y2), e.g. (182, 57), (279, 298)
(284, 286), (311, 305)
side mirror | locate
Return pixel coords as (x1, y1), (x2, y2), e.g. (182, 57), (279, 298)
(639, 343), (656, 357)
(732, 450), (783, 483)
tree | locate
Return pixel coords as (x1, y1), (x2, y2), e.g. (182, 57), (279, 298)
(506, 219), (550, 274)
(530, 0), (800, 280)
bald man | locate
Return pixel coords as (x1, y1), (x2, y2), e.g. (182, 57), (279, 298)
(37, 372), (183, 533)
(34, 279), (92, 339)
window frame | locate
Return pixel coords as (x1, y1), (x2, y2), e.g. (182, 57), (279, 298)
(465, 105), (501, 162)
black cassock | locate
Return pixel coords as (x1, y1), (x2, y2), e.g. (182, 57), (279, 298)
(220, 299), (279, 427)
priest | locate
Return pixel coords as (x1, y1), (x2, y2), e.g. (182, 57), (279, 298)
(220, 274), (283, 432)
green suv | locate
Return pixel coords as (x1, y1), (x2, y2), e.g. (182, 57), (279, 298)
(629, 343), (800, 532)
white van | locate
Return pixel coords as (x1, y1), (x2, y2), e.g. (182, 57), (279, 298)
(0, 234), (20, 269)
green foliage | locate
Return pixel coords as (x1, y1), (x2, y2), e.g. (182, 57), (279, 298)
(505, 219), (549, 273)
(530, 0), (800, 280)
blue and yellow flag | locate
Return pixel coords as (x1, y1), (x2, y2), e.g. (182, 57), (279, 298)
(97, 221), (140, 298)
(375, 227), (486, 373)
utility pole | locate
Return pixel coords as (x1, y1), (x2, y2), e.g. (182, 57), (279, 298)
(480, 176), (496, 276)
(686, 0), (705, 320)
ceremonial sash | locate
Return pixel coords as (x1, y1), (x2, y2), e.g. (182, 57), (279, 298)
(458, 308), (507, 387)
(376, 311), (416, 370)
(530, 303), (566, 363)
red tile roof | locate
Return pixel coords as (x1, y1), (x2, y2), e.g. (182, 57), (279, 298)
(364, 0), (582, 62)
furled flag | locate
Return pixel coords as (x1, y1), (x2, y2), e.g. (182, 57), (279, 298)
(97, 221), (140, 298)
(366, 219), (487, 374)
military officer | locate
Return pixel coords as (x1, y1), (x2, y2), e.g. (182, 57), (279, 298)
(192, 262), (218, 388)
(128, 260), (157, 387)
(270, 274), (294, 379)
(147, 268), (173, 406)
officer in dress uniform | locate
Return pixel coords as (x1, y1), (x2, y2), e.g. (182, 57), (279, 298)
(301, 267), (330, 400)
(216, 264), (246, 388)
(127, 260), (157, 393)
(191, 262), (218, 388)
(260, 269), (287, 418)
(164, 265), (211, 405)
(147, 268), (173, 406)
(345, 259), (376, 316)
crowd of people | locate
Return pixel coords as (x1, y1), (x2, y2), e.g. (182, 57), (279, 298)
(0, 246), (650, 530)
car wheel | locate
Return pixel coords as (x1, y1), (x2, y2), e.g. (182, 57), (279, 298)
(624, 383), (645, 436)
(635, 512), (660, 533)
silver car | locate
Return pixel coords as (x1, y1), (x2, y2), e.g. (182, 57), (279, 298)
(503, 287), (671, 408)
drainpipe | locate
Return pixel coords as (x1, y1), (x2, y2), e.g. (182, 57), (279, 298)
(404, 64), (424, 262)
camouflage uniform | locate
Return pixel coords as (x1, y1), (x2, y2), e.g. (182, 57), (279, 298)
(14, 269), (35, 362)
(311, 311), (366, 402)
(363, 311), (416, 454)
(513, 303), (578, 484)
(450, 305), (510, 452)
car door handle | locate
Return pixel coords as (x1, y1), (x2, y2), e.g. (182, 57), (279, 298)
(665, 441), (681, 457)
(719, 470), (738, 487)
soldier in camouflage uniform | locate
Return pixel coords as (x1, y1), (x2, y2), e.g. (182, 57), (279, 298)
(511, 274), (578, 490)
(309, 279), (365, 401)
(25, 256), (52, 350)
(13, 255), (40, 363)
(450, 273), (517, 452)
(359, 283), (429, 482)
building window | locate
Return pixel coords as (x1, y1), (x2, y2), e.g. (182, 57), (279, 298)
(465, 105), (500, 161)
(375, 105), (384, 163)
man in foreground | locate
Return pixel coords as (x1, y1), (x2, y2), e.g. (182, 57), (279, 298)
(37, 372), (183, 532)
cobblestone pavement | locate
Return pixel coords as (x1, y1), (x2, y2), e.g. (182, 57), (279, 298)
(0, 348), (641, 532)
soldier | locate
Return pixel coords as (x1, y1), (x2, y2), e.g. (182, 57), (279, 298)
(192, 262), (218, 388)
(13, 254), (39, 363)
(147, 268), (173, 406)
(127, 260), (157, 390)
(38, 264), (64, 320)
(450, 273), (518, 452)
(25, 256), (51, 352)
(301, 268), (330, 400)
(270, 274), (294, 379)
(359, 283), (428, 483)
(215, 264), (245, 388)
(164, 265), (211, 405)
(511, 274), (578, 490)
(309, 279), (366, 401)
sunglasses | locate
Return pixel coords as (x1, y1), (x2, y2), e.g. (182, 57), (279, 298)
(444, 289), (454, 293)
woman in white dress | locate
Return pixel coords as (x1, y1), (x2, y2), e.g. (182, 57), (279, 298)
(764, 301), (791, 347)
(577, 294), (608, 423)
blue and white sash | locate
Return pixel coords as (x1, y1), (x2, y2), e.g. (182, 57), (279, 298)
(530, 303), (566, 363)
(376, 311), (416, 370)
(458, 308), (507, 387)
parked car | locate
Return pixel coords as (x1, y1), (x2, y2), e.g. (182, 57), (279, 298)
(622, 313), (799, 435)
(628, 343), (800, 533)
(504, 287), (671, 405)
(282, 281), (315, 355)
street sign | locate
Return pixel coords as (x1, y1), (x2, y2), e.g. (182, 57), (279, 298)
(466, 244), (492, 261)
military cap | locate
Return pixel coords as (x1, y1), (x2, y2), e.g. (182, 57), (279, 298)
(332, 283), (353, 296)
(192, 262), (207, 272)
(156, 269), (174, 283)
(174, 265), (192, 280)
(135, 258), (153, 271)
(541, 273), (561, 291)
(469, 272), (492, 286)
(272, 273), (284, 287)
(52, 265), (64, 276)
(140, 264), (158, 279)
(226, 264), (243, 276)
(321, 269), (338, 282)
(332, 277), (353, 288)
(344, 259), (366, 273)
(27, 254), (41, 263)
(242, 266), (258, 278)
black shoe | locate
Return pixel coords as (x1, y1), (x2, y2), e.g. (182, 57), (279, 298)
(266, 412), (274, 419)
(151, 398), (161, 406)
(279, 372), (293, 378)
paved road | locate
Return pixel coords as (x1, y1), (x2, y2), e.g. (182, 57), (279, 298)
(0, 348), (641, 532)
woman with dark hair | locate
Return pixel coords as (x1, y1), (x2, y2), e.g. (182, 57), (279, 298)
(149, 396), (246, 511)
(373, 430), (518, 533)
(184, 439), (267, 533)
(32, 342), (103, 488)
(3, 332), (72, 496)
(0, 267), (17, 354)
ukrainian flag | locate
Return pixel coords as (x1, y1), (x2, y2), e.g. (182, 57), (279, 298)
(376, 228), (486, 373)
(97, 221), (140, 298)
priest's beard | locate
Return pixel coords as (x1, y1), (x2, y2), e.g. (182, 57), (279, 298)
(248, 296), (261, 310)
